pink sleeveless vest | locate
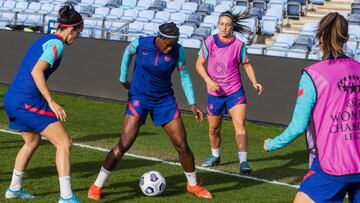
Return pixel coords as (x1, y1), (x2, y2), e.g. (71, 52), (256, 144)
(205, 36), (243, 96)
(305, 58), (360, 175)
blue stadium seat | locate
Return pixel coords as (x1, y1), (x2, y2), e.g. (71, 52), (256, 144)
(164, 1), (182, 13)
(137, 10), (155, 22)
(287, 49), (307, 59)
(292, 35), (314, 51)
(92, 7), (109, 18)
(249, 7), (264, 20)
(105, 0), (121, 8)
(80, 28), (93, 38)
(180, 2), (198, 14)
(349, 24), (360, 40)
(352, 6), (360, 15)
(310, 0), (324, 5)
(152, 11), (170, 24)
(236, 0), (249, 8)
(77, 5), (94, 17)
(51, 4), (62, 15)
(247, 44), (266, 55)
(272, 34), (295, 49)
(93, 0), (108, 8)
(349, 14), (360, 25)
(170, 12), (187, 26)
(129, 21), (144, 34)
(137, 0), (151, 10)
(213, 4), (230, 15)
(192, 27), (211, 40)
(299, 22), (318, 37)
(106, 8), (123, 20)
(204, 0), (219, 7)
(266, 8), (283, 24)
(25, 14), (42, 26)
(80, 0), (95, 6)
(287, 1), (301, 19)
(345, 40), (358, 56)
(252, 0), (266, 12)
(265, 48), (287, 57)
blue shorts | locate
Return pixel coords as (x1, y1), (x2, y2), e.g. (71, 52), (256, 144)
(125, 96), (180, 126)
(4, 94), (58, 133)
(299, 170), (360, 203)
(207, 88), (247, 116)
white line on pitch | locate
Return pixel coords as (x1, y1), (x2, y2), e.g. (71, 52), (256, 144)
(0, 128), (300, 189)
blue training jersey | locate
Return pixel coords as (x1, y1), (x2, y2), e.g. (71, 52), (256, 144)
(120, 36), (196, 105)
(7, 34), (64, 97)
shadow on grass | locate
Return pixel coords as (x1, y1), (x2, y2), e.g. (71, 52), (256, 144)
(74, 131), (158, 142)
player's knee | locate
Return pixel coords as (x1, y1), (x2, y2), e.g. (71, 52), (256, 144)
(176, 143), (191, 155)
(114, 143), (129, 157)
(57, 137), (73, 151)
(24, 140), (40, 150)
(209, 126), (221, 136)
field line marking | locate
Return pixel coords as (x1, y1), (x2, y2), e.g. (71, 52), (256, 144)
(0, 128), (300, 189)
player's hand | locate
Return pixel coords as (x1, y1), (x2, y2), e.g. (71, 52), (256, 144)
(263, 138), (272, 151)
(206, 79), (219, 92)
(121, 81), (131, 89)
(190, 104), (204, 121)
(253, 83), (263, 95)
(49, 101), (67, 122)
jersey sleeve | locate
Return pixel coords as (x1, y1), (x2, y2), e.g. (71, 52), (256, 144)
(119, 38), (139, 83)
(198, 40), (209, 60)
(266, 72), (316, 151)
(39, 39), (64, 67)
(178, 46), (196, 105)
(240, 43), (250, 65)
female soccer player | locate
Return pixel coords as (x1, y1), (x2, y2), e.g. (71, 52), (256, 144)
(196, 10), (263, 174)
(88, 22), (212, 200)
(3, 5), (83, 203)
(264, 12), (360, 203)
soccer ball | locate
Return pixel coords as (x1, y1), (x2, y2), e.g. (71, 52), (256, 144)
(139, 171), (166, 196)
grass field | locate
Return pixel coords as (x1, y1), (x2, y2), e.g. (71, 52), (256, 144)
(0, 84), (323, 202)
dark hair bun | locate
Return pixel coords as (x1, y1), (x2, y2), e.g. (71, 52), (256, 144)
(57, 4), (83, 26)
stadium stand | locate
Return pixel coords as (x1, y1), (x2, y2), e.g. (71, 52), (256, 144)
(0, 0), (356, 61)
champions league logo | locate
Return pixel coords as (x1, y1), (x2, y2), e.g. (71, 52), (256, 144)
(337, 75), (360, 93)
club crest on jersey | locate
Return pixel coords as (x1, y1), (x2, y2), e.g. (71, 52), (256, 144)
(142, 51), (148, 56)
(337, 75), (360, 94)
(165, 55), (172, 62)
(208, 104), (213, 109)
(133, 100), (140, 107)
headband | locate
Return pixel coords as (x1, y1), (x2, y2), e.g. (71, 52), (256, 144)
(58, 20), (83, 28)
(158, 30), (179, 39)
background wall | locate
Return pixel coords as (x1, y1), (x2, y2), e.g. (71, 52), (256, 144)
(0, 31), (315, 125)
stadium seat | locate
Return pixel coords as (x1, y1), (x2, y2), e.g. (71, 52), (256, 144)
(38, 3), (54, 14)
(345, 40), (358, 56)
(84, 18), (100, 29)
(299, 22), (318, 37)
(265, 48), (287, 57)
(249, 7), (264, 20)
(0, 0), (15, 11)
(152, 11), (171, 24)
(149, 0), (166, 12)
(0, 12), (15, 23)
(164, 1), (182, 13)
(241, 17), (257, 34)
(192, 27), (211, 39)
(261, 16), (278, 36)
(287, 49), (307, 59)
(220, 1), (233, 8)
(121, 9), (139, 21)
(0, 19), (10, 30)
(105, 0), (121, 8)
(12, 1), (29, 12)
(92, 7), (110, 18)
(310, 0), (324, 5)
(349, 14), (360, 24)
(196, 3), (214, 16)
(266, 8), (283, 24)
(181, 38), (201, 48)
(77, 5), (94, 17)
(204, 0), (219, 7)
(349, 24), (360, 39)
(247, 44), (266, 55)
(213, 4), (230, 15)
(137, 10), (155, 22)
(292, 35), (314, 51)
(287, 1), (301, 19)
(142, 22), (160, 35)
(106, 8), (123, 20)
(179, 25), (195, 38)
(352, 6), (360, 15)
(120, 0), (137, 9)
(137, 0), (151, 10)
(80, 0), (95, 6)
(180, 2), (198, 14)
(80, 28), (93, 38)
(93, 0), (108, 8)
(0, 0), (3, 8)
(183, 14), (202, 28)
(25, 2), (41, 13)
(51, 4), (62, 15)
(236, 0), (249, 8)
(25, 14), (42, 26)
(200, 15), (218, 29)
(128, 21), (144, 34)
(253, 0), (266, 12)
(272, 34), (295, 49)
(170, 12), (187, 26)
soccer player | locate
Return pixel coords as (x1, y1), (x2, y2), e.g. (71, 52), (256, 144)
(3, 5), (83, 203)
(196, 10), (263, 174)
(88, 22), (213, 200)
(264, 13), (360, 203)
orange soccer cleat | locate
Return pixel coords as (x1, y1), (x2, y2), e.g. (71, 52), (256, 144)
(186, 182), (213, 199)
(88, 184), (102, 201)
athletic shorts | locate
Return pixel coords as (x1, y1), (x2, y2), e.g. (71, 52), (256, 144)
(125, 96), (180, 126)
(4, 94), (58, 133)
(207, 87), (247, 116)
(299, 170), (360, 203)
